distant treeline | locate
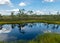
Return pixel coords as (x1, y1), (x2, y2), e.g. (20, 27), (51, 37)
(0, 9), (60, 21)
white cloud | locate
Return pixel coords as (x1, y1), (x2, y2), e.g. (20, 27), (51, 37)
(0, 9), (19, 15)
(2, 9), (19, 12)
(0, 0), (13, 7)
(12, 9), (19, 12)
(35, 10), (45, 15)
(51, 11), (58, 14)
(0, 11), (10, 15)
(43, 0), (54, 2)
(19, 2), (26, 7)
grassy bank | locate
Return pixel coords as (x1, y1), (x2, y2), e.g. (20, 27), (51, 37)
(0, 15), (60, 24)
(29, 33), (60, 43)
(0, 20), (60, 24)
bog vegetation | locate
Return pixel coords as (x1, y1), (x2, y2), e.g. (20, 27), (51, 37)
(0, 9), (60, 24)
(0, 9), (60, 43)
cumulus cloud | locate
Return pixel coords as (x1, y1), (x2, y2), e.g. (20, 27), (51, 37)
(34, 10), (45, 15)
(0, 11), (10, 15)
(11, 9), (19, 12)
(43, 0), (55, 2)
(0, 0), (13, 7)
(51, 11), (58, 14)
(6, 9), (19, 12)
(19, 2), (26, 7)
(0, 9), (19, 15)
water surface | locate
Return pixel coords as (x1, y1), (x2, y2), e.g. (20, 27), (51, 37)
(0, 23), (60, 41)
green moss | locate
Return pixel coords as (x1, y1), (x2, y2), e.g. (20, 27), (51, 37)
(29, 33), (60, 43)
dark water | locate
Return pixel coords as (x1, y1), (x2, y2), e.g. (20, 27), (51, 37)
(0, 23), (60, 41)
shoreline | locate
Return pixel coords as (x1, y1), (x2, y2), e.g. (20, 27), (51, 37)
(0, 20), (60, 24)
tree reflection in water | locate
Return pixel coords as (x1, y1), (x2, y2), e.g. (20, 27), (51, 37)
(52, 24), (55, 30)
(28, 23), (33, 27)
(18, 23), (27, 34)
(11, 24), (16, 29)
(0, 25), (2, 30)
(52, 24), (59, 30)
(47, 24), (49, 29)
(44, 23), (49, 28)
(55, 25), (59, 29)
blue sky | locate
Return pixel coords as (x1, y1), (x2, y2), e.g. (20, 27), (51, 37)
(0, 0), (60, 15)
